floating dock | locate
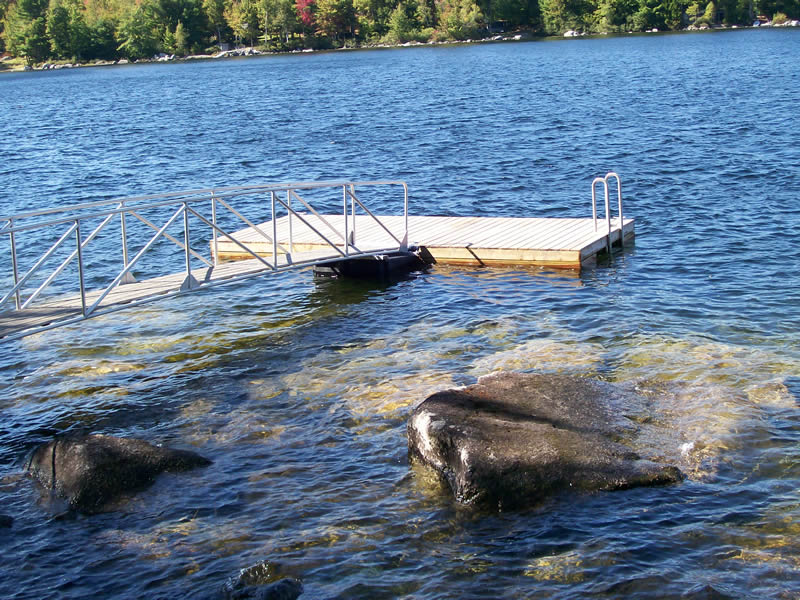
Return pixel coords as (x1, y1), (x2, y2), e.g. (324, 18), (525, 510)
(1, 177), (633, 340)
(215, 214), (634, 269)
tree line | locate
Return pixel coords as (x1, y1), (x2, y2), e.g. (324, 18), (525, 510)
(1, 0), (797, 64)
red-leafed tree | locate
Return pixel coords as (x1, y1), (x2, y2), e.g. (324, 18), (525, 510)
(295, 0), (315, 27)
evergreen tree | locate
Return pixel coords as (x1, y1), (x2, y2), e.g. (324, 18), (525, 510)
(116, 0), (162, 58)
(3, 0), (50, 63)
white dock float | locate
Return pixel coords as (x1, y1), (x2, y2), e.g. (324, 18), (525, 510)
(215, 214), (635, 269)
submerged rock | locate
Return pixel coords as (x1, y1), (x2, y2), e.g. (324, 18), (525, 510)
(222, 561), (303, 600)
(27, 434), (211, 513)
(0, 514), (12, 528)
(224, 578), (303, 600)
(408, 372), (682, 508)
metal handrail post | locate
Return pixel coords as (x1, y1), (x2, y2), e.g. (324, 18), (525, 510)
(605, 172), (623, 249)
(343, 185), (349, 257)
(76, 221), (87, 316)
(120, 204), (130, 271)
(183, 203), (192, 282)
(271, 191), (278, 267)
(350, 184), (356, 247)
(402, 182), (409, 250)
(211, 195), (219, 266)
(604, 179), (612, 254)
(9, 218), (20, 309)
(287, 190), (293, 254)
(591, 177), (605, 232)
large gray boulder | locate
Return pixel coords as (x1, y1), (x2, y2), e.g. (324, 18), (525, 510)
(408, 372), (682, 508)
(27, 434), (211, 513)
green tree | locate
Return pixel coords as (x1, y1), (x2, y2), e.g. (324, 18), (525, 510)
(203, 0), (227, 44)
(46, 0), (90, 59)
(174, 18), (188, 52)
(436, 0), (482, 38)
(116, 0), (162, 58)
(353, 0), (393, 37)
(486, 0), (539, 26)
(315, 0), (356, 41)
(156, 0), (208, 52)
(3, 0), (50, 63)
(386, 0), (421, 41)
(259, 0), (297, 46)
(225, 0), (259, 45)
(540, 0), (590, 32)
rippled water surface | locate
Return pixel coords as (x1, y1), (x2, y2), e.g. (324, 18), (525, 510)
(1, 29), (799, 599)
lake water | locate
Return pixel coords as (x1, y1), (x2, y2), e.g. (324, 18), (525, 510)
(1, 29), (800, 599)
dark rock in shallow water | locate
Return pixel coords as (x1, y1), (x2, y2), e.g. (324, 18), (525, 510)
(408, 372), (682, 508)
(223, 569), (303, 600)
(682, 583), (736, 599)
(27, 434), (211, 513)
(0, 514), (12, 528)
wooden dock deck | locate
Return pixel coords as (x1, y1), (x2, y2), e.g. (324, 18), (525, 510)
(215, 214), (635, 268)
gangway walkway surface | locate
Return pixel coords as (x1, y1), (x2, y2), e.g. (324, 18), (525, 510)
(0, 180), (411, 340)
(1, 174), (632, 341)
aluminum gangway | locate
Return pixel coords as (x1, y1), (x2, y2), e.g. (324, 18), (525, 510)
(0, 180), (410, 341)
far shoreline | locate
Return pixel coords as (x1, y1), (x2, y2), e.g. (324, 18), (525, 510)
(1, 22), (796, 75)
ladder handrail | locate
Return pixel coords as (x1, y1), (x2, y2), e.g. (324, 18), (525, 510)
(591, 172), (625, 252)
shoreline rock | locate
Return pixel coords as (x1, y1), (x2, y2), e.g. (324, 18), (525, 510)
(27, 434), (211, 513)
(408, 372), (682, 509)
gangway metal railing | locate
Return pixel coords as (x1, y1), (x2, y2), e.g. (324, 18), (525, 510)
(591, 172), (625, 254)
(1, 180), (409, 340)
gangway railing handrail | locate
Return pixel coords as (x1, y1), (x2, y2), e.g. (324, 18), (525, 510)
(0, 180), (408, 231)
(591, 172), (625, 253)
(1, 180), (409, 339)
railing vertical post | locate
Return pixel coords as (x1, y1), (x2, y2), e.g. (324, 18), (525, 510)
(119, 203), (137, 284)
(350, 184), (356, 246)
(402, 182), (409, 251)
(183, 203), (192, 280)
(604, 180), (612, 254)
(271, 191), (278, 267)
(287, 190), (293, 254)
(343, 185), (349, 256)
(76, 220), (87, 316)
(120, 205), (130, 270)
(9, 218), (21, 309)
(211, 194), (219, 266)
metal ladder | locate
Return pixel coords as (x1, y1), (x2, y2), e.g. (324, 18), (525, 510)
(591, 172), (624, 254)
